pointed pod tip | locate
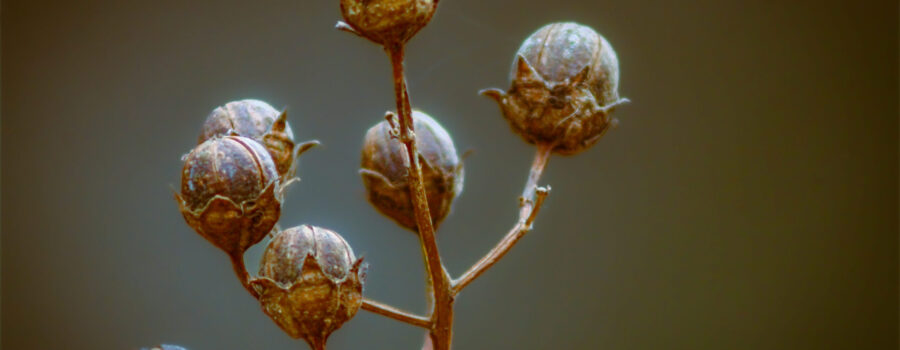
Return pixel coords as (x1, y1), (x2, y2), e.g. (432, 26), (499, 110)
(479, 88), (506, 103)
(514, 54), (529, 68)
(514, 54), (541, 82)
(569, 65), (591, 85)
(271, 110), (288, 132)
(295, 140), (321, 158)
(351, 258), (369, 282)
(335, 21), (362, 37)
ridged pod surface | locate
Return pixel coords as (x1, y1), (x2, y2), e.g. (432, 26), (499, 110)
(251, 225), (366, 349)
(176, 136), (281, 255)
(339, 0), (437, 46)
(360, 111), (463, 231)
(482, 22), (626, 155)
(200, 99), (296, 177)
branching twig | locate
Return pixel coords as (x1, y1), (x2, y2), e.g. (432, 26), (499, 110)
(452, 143), (553, 294)
(361, 299), (431, 328)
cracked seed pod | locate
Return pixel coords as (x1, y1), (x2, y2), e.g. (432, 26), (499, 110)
(360, 111), (463, 231)
(199, 99), (297, 177)
(481, 22), (628, 155)
(175, 136), (281, 256)
(251, 225), (366, 349)
(338, 0), (437, 46)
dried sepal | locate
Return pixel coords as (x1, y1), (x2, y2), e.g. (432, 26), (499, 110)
(482, 22), (628, 155)
(251, 225), (366, 348)
(176, 182), (280, 255)
(360, 110), (463, 231)
(338, 0), (438, 47)
(177, 136), (281, 255)
(200, 99), (298, 177)
(261, 110), (297, 177)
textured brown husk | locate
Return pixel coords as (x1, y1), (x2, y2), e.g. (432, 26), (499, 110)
(177, 136), (282, 255)
(482, 22), (624, 155)
(199, 99), (297, 177)
(339, 0), (437, 46)
(360, 111), (463, 231)
(252, 226), (366, 347)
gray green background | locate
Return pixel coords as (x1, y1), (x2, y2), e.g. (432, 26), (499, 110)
(2, 0), (898, 349)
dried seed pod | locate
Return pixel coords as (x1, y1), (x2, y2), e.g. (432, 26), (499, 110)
(199, 99), (297, 177)
(175, 136), (281, 256)
(141, 345), (187, 350)
(481, 22), (628, 155)
(360, 111), (463, 231)
(338, 0), (437, 46)
(250, 225), (366, 349)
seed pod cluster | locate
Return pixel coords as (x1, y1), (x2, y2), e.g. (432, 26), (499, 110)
(360, 110), (463, 231)
(200, 99), (297, 177)
(482, 22), (627, 155)
(338, 0), (437, 46)
(176, 135), (281, 256)
(251, 225), (366, 349)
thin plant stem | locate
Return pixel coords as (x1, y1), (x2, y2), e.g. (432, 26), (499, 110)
(306, 338), (326, 350)
(386, 44), (454, 350)
(229, 253), (259, 299)
(361, 298), (431, 328)
(451, 143), (553, 294)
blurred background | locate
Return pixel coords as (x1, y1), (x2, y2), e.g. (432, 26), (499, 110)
(2, 0), (898, 349)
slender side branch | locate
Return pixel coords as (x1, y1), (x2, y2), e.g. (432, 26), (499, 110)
(361, 299), (431, 328)
(229, 253), (259, 299)
(386, 44), (454, 350)
(452, 144), (553, 295)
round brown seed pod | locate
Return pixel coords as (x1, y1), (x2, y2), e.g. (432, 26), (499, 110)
(481, 22), (628, 155)
(250, 225), (366, 349)
(175, 136), (281, 256)
(360, 110), (463, 231)
(338, 0), (437, 46)
(142, 345), (187, 350)
(199, 99), (296, 177)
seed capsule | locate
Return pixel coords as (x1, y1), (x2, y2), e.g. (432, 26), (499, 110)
(360, 111), (463, 231)
(251, 225), (366, 349)
(142, 345), (187, 350)
(481, 22), (628, 155)
(175, 136), (281, 256)
(338, 0), (437, 46)
(199, 99), (297, 177)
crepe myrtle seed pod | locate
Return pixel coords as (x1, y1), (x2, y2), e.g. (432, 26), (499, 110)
(141, 345), (188, 350)
(360, 110), (463, 231)
(175, 136), (281, 256)
(251, 225), (366, 349)
(337, 0), (437, 46)
(481, 22), (629, 155)
(199, 99), (297, 177)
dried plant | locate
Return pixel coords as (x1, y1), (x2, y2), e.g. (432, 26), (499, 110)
(166, 1), (627, 349)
